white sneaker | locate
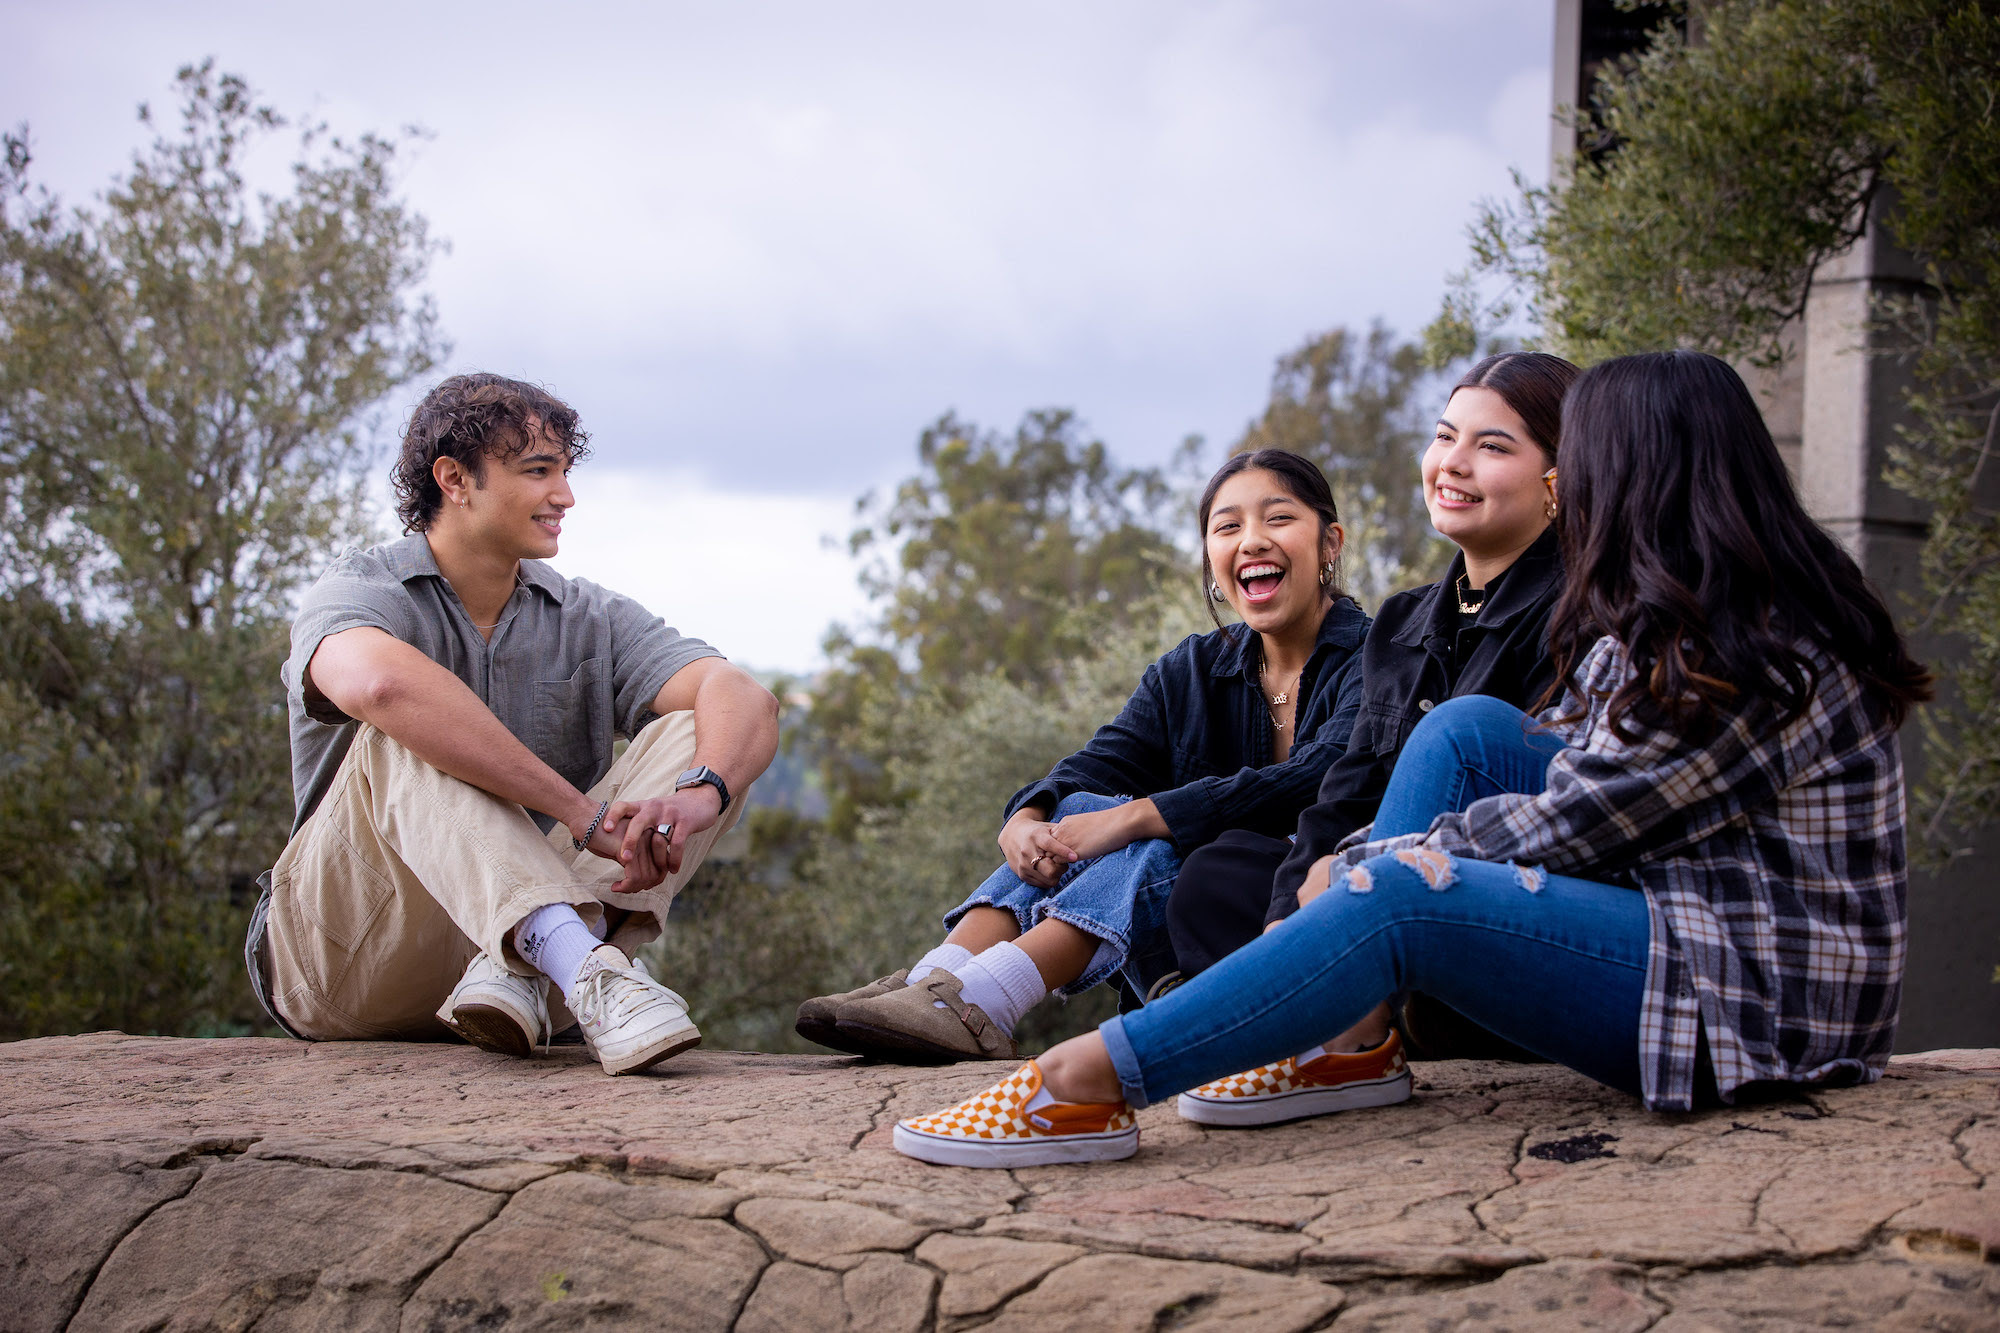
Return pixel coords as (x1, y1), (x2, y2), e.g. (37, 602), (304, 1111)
(573, 945), (702, 1075)
(437, 952), (549, 1058)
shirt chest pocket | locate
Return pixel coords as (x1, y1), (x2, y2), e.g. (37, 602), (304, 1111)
(1354, 702), (1424, 758)
(528, 657), (611, 793)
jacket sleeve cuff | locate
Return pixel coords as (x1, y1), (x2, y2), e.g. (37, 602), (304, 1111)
(1263, 886), (1300, 927)
(1148, 785), (1216, 852)
(1005, 780), (1065, 822)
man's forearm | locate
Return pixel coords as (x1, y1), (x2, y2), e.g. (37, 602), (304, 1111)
(684, 668), (780, 803)
(319, 632), (596, 833)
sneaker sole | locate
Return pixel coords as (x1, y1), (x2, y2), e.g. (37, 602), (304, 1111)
(1176, 1071), (1413, 1127)
(832, 1018), (1004, 1065)
(596, 1026), (703, 1076)
(891, 1122), (1138, 1167)
(443, 1002), (537, 1059)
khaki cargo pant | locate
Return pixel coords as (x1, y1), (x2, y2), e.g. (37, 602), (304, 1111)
(265, 712), (744, 1040)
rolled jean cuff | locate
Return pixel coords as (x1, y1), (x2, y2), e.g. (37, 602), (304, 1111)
(942, 889), (1036, 938)
(1098, 1013), (1153, 1110)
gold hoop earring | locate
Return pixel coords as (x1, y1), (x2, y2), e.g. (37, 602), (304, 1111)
(1319, 561), (1335, 588)
(1544, 500), (1558, 520)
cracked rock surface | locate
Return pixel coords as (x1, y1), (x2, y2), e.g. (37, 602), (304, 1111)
(4, 1034), (1998, 1330)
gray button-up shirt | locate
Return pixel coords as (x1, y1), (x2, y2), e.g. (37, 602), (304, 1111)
(283, 535), (719, 835)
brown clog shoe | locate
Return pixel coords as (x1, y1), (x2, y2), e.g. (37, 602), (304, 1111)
(833, 972), (1019, 1064)
(795, 969), (909, 1053)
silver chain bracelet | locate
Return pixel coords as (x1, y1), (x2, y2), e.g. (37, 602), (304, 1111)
(572, 799), (611, 851)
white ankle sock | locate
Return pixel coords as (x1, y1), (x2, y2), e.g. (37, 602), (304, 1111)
(946, 941), (1048, 1036)
(515, 904), (600, 1007)
(907, 941), (973, 987)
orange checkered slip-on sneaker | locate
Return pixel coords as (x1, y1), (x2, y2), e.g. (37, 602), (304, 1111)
(1177, 1029), (1411, 1127)
(893, 1061), (1139, 1167)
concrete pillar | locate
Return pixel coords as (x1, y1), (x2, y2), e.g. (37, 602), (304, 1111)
(1799, 195), (2000, 1052)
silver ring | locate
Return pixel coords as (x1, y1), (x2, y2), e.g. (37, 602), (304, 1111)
(652, 823), (673, 843)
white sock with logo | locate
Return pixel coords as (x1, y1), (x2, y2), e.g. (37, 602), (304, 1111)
(906, 941), (973, 987)
(945, 941), (1049, 1036)
(515, 903), (603, 1007)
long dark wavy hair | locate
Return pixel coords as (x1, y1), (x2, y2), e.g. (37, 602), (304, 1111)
(1197, 449), (1346, 632)
(1542, 350), (1931, 738)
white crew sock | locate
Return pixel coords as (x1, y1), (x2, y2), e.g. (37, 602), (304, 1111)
(945, 941), (1049, 1036)
(906, 941), (973, 987)
(514, 903), (602, 1007)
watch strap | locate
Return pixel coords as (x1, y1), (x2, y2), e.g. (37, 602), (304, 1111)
(675, 765), (731, 814)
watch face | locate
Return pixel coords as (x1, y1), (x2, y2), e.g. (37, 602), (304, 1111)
(676, 767), (729, 810)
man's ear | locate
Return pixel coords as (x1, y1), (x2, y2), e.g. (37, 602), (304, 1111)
(432, 454), (479, 510)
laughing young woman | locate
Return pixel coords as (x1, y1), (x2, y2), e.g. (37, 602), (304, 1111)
(894, 350), (1931, 1167)
(795, 451), (1369, 1063)
(1163, 350), (1579, 1071)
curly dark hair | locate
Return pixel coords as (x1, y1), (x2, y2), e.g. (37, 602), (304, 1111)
(393, 373), (592, 532)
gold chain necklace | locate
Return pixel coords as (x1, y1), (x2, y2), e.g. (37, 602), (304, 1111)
(1258, 658), (1302, 731)
(1455, 573), (1487, 616)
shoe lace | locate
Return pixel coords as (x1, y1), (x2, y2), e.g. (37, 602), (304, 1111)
(575, 964), (681, 1029)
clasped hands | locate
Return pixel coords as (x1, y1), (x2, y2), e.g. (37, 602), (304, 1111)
(998, 802), (1153, 889)
(569, 784), (724, 893)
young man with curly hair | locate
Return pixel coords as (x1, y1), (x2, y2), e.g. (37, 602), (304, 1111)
(244, 373), (778, 1075)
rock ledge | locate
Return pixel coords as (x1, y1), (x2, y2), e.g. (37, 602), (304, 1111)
(4, 1035), (1997, 1330)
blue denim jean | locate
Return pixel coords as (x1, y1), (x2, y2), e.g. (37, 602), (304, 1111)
(1101, 696), (1651, 1107)
(944, 792), (1181, 998)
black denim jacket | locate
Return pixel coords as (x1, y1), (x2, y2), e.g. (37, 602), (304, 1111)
(1267, 526), (1566, 919)
(1005, 597), (1371, 853)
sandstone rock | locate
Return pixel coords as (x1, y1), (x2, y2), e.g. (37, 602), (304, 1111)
(734, 1256), (935, 1333)
(403, 1172), (766, 1332)
(71, 1157), (500, 1332)
(5, 1035), (1999, 1329)
(0, 1147), (199, 1331)
(734, 1195), (929, 1269)
(969, 1253), (1341, 1332)
(912, 1234), (1085, 1321)
(1336, 1258), (1661, 1331)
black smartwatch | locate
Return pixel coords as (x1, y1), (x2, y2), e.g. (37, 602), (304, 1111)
(674, 765), (732, 814)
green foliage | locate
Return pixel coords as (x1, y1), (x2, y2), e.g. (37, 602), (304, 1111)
(1435, 1), (1883, 368)
(1233, 324), (1454, 608)
(736, 580), (1200, 1048)
(809, 409), (1182, 832)
(1428, 0), (2000, 861)
(0, 63), (442, 1037)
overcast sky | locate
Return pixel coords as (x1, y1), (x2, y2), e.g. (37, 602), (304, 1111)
(2, 1), (1554, 672)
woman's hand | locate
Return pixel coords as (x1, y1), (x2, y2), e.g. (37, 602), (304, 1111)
(1051, 799), (1166, 863)
(1295, 854), (1336, 910)
(998, 808), (1079, 889)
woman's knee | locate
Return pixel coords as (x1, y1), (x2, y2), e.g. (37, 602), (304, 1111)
(1408, 694), (1526, 748)
(1052, 791), (1123, 819)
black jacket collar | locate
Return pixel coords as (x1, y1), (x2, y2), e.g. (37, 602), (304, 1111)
(1208, 595), (1370, 682)
(1392, 526), (1564, 651)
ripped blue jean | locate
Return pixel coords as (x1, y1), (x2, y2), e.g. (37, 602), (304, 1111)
(1100, 697), (1651, 1107)
(944, 792), (1181, 999)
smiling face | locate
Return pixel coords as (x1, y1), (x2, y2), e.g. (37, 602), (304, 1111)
(1422, 386), (1554, 566)
(1204, 467), (1342, 636)
(435, 425), (576, 560)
